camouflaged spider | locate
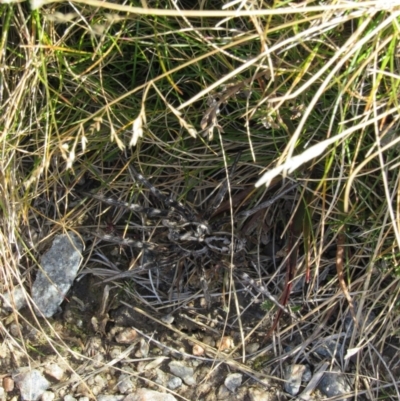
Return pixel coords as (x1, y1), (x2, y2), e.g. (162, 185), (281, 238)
(82, 155), (246, 271)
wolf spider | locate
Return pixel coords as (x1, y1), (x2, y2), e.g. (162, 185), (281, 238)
(83, 155), (247, 281)
(82, 156), (296, 306)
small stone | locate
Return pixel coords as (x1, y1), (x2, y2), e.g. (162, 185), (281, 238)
(167, 377), (182, 390)
(2, 377), (14, 392)
(139, 339), (149, 358)
(161, 314), (174, 324)
(41, 391), (55, 401)
(224, 373), (242, 392)
(284, 364), (306, 395)
(115, 328), (138, 344)
(45, 363), (64, 381)
(216, 336), (234, 352)
(13, 369), (50, 401)
(200, 297), (208, 308)
(2, 286), (27, 312)
(109, 346), (123, 359)
(245, 343), (260, 354)
(192, 344), (204, 356)
(32, 233), (83, 318)
(64, 395), (77, 401)
(317, 368), (352, 401)
(168, 361), (196, 386)
(302, 365), (312, 382)
(9, 323), (23, 337)
(314, 339), (341, 358)
(154, 369), (167, 386)
(117, 373), (135, 394)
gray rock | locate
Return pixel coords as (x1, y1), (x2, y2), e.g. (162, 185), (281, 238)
(32, 233), (83, 317)
(13, 369), (50, 401)
(64, 396), (77, 401)
(167, 377), (182, 390)
(154, 369), (168, 386)
(245, 343), (260, 354)
(117, 373), (135, 394)
(124, 388), (177, 401)
(302, 365), (312, 382)
(2, 286), (27, 311)
(317, 368), (352, 401)
(314, 339), (342, 358)
(168, 361), (196, 386)
(224, 373), (242, 392)
(283, 364), (306, 395)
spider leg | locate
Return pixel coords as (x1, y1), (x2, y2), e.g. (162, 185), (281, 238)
(91, 232), (161, 251)
(128, 164), (197, 222)
(81, 191), (170, 219)
(202, 151), (242, 221)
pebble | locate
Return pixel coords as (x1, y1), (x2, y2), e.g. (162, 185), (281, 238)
(224, 373), (242, 392)
(317, 368), (352, 401)
(13, 369), (50, 401)
(2, 286), (27, 311)
(2, 377), (14, 392)
(45, 363), (64, 381)
(161, 314), (174, 324)
(31, 233), (82, 317)
(155, 369), (168, 386)
(167, 377), (182, 390)
(115, 328), (138, 344)
(192, 344), (205, 356)
(117, 373), (135, 394)
(314, 339), (342, 359)
(109, 346), (123, 359)
(168, 361), (196, 386)
(64, 395), (77, 401)
(41, 391), (55, 401)
(245, 343), (260, 354)
(216, 336), (234, 352)
(139, 339), (150, 358)
(283, 364), (306, 395)
(302, 365), (312, 382)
